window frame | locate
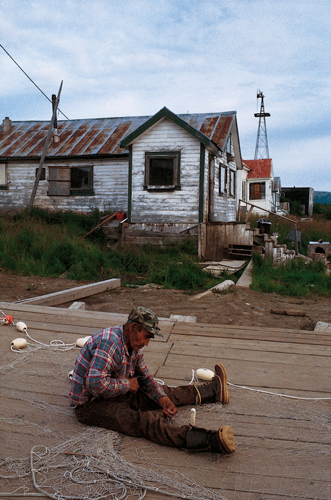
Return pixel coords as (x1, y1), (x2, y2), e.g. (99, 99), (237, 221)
(0, 164), (8, 190)
(219, 164), (227, 195)
(35, 167), (46, 181)
(249, 181), (266, 200)
(70, 165), (94, 195)
(229, 169), (236, 197)
(48, 165), (94, 196)
(144, 151), (181, 191)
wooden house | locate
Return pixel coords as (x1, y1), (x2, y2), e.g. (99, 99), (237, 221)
(0, 107), (248, 259)
(240, 158), (284, 216)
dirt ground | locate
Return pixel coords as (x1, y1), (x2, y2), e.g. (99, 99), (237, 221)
(1, 271), (330, 331)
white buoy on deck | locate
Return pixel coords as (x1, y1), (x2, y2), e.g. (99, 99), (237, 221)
(76, 336), (91, 348)
(196, 368), (214, 380)
(16, 321), (27, 332)
(11, 338), (27, 349)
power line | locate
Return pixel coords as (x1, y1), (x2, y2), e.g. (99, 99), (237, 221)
(0, 44), (69, 120)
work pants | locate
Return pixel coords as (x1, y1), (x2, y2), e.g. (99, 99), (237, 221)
(74, 384), (197, 448)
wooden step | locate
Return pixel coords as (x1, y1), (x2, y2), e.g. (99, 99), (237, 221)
(228, 244), (253, 259)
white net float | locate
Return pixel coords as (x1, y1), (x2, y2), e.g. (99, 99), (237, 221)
(16, 321), (27, 332)
(76, 336), (91, 348)
(189, 408), (196, 426)
(196, 368), (214, 381)
(11, 338), (27, 349)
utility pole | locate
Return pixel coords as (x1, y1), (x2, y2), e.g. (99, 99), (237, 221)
(29, 81), (63, 207)
(254, 90), (270, 159)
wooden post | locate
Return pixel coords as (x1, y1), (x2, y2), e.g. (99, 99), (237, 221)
(293, 222), (299, 255)
(29, 81), (63, 207)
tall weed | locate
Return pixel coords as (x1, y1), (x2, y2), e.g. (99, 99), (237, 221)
(0, 210), (221, 290)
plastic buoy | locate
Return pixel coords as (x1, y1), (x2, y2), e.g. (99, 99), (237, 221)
(196, 368), (214, 381)
(2, 315), (14, 325)
(16, 321), (27, 332)
(11, 338), (27, 349)
(76, 336), (91, 348)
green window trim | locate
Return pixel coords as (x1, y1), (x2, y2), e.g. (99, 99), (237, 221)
(128, 145), (132, 222)
(199, 144), (205, 223)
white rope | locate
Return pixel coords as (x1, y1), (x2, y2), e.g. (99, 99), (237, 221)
(189, 369), (331, 401)
(24, 329), (77, 351)
(188, 369), (198, 385)
(227, 382), (331, 400)
(1, 309), (78, 353)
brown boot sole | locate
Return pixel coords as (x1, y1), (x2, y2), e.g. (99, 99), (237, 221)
(219, 426), (235, 453)
(215, 363), (229, 404)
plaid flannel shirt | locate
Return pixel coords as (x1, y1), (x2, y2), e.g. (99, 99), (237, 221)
(69, 325), (166, 406)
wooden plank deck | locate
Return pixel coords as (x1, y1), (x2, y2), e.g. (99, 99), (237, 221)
(0, 300), (330, 500)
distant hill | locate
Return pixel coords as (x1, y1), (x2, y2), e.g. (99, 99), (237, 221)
(314, 192), (331, 205)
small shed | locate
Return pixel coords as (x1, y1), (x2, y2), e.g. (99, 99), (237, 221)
(281, 187), (314, 216)
(307, 241), (331, 261)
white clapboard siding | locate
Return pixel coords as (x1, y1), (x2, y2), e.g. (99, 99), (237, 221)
(247, 177), (273, 215)
(205, 154), (237, 223)
(131, 119), (203, 224)
(0, 158), (128, 213)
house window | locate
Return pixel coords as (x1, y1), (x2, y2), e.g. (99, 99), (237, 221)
(48, 166), (94, 196)
(249, 182), (265, 200)
(35, 167), (46, 180)
(0, 164), (7, 189)
(225, 135), (232, 155)
(71, 166), (93, 193)
(145, 152), (180, 190)
(219, 164), (227, 195)
(229, 170), (236, 196)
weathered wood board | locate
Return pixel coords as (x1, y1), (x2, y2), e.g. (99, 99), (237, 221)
(14, 278), (121, 306)
(0, 301), (329, 500)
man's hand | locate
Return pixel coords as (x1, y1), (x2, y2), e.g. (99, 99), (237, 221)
(159, 396), (178, 418)
(128, 377), (139, 393)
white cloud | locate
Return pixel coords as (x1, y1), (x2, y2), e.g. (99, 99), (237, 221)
(0, 0), (330, 190)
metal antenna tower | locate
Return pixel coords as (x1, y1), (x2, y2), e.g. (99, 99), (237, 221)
(254, 90), (270, 159)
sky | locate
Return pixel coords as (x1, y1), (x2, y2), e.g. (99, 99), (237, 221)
(1, 0), (330, 191)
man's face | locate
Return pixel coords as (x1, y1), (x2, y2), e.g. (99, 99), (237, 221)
(128, 323), (154, 351)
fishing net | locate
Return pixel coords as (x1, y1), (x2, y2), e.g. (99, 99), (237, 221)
(0, 323), (330, 500)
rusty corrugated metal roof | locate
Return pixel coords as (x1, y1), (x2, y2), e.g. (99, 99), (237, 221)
(244, 159), (273, 179)
(0, 110), (236, 159)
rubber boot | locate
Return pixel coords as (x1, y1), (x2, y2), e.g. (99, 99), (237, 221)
(185, 425), (235, 453)
(194, 363), (229, 404)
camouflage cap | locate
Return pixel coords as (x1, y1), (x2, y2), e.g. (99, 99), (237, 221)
(128, 306), (162, 337)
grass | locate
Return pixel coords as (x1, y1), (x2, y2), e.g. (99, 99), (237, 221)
(251, 253), (331, 297)
(274, 216), (331, 256)
(2, 207), (331, 295)
(0, 208), (221, 291)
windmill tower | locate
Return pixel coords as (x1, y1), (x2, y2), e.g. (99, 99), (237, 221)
(254, 90), (270, 159)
